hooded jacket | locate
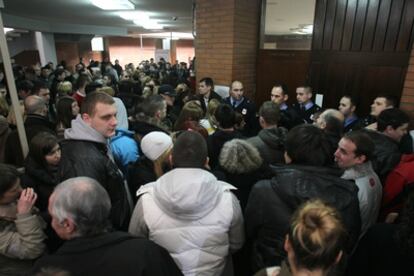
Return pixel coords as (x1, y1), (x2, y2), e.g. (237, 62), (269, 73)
(245, 164), (361, 272)
(247, 127), (287, 165)
(129, 168), (244, 276)
(110, 128), (138, 173)
(58, 115), (132, 230)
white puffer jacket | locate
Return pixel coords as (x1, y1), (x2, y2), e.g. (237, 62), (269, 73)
(129, 168), (244, 276)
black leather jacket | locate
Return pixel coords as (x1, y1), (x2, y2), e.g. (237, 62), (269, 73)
(58, 140), (131, 231)
(245, 164), (361, 272)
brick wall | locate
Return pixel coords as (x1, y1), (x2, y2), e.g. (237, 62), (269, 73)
(56, 37), (194, 71)
(176, 40), (195, 64)
(107, 37), (156, 67)
(56, 42), (102, 72)
(400, 46), (414, 124)
(195, 0), (259, 98)
(107, 37), (194, 67)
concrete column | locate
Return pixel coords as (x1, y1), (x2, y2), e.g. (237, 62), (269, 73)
(35, 31), (57, 66)
(195, 0), (260, 97)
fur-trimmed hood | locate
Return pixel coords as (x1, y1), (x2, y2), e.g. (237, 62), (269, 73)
(219, 139), (263, 174)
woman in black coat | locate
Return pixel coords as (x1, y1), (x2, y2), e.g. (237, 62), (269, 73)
(22, 132), (61, 213)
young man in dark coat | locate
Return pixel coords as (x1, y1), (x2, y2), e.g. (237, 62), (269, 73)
(58, 92), (132, 230)
(197, 77), (223, 114)
(33, 177), (182, 276)
(245, 124), (361, 273)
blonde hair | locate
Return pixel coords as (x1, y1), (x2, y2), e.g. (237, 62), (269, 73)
(97, 86), (115, 97)
(57, 81), (73, 97)
(206, 98), (220, 130)
(153, 145), (172, 178)
(288, 199), (345, 271)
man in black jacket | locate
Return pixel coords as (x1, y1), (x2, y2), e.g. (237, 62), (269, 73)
(58, 92), (132, 230)
(33, 177), (182, 276)
(245, 124), (361, 273)
(5, 95), (55, 166)
(363, 108), (409, 183)
(270, 83), (302, 130)
(198, 77), (222, 114)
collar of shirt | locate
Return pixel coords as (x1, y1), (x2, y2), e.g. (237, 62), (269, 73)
(280, 103), (288, 110)
(344, 115), (358, 127)
(231, 97), (244, 108)
(303, 101), (314, 110)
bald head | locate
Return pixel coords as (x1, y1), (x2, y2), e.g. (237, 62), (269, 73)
(230, 80), (244, 101)
(316, 109), (344, 132)
(24, 95), (47, 115)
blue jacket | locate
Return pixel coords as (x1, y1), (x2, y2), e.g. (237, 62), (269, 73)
(110, 128), (139, 173)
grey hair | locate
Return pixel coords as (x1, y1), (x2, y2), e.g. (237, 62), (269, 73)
(24, 95), (46, 115)
(219, 139), (263, 174)
(51, 177), (111, 237)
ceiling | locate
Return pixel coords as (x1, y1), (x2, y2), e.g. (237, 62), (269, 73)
(1, 0), (316, 38)
(2, 0), (194, 36)
(265, 0), (316, 35)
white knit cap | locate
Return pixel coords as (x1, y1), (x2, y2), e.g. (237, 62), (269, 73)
(141, 131), (173, 161)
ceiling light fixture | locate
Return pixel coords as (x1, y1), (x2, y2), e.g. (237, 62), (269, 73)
(91, 0), (134, 10)
(134, 19), (163, 30)
(4, 27), (14, 33)
(117, 11), (149, 21)
(290, 24), (313, 35)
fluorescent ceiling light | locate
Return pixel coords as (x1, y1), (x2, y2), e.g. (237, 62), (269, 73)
(117, 11), (149, 21)
(91, 0), (134, 10)
(140, 32), (194, 39)
(4, 28), (14, 33)
(134, 19), (163, 30)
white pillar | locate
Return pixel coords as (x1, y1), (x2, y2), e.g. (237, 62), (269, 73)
(0, 1), (28, 159)
(35, 31), (57, 66)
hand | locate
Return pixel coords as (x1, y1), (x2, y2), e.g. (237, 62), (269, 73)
(16, 188), (37, 215)
(385, 212), (399, 224)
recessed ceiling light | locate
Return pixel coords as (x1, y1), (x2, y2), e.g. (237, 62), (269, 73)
(91, 0), (134, 10)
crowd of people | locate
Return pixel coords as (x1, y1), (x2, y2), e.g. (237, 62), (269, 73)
(0, 56), (413, 276)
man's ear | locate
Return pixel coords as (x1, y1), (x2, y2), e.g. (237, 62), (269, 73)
(354, 154), (366, 165)
(81, 113), (91, 124)
(284, 94), (289, 102)
(204, 157), (210, 170)
(351, 105), (356, 113)
(259, 116), (266, 128)
(284, 151), (292, 164)
(284, 235), (291, 252)
(168, 153), (173, 167)
(63, 218), (77, 236)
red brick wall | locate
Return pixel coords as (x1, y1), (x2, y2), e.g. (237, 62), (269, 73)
(56, 42), (102, 72)
(176, 40), (195, 64)
(401, 46), (414, 124)
(195, 0), (259, 97)
(56, 38), (195, 71)
(107, 37), (156, 67)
